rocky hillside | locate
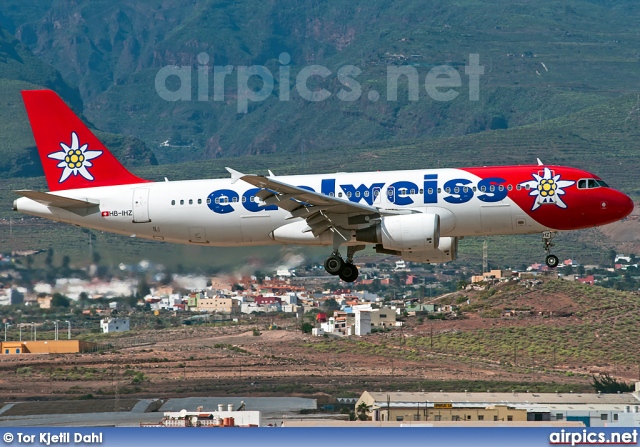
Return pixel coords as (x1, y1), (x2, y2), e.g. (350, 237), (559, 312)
(0, 27), (156, 178)
(1, 0), (639, 160)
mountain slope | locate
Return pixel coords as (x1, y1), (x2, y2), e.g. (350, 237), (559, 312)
(1, 0), (639, 160)
(0, 27), (157, 178)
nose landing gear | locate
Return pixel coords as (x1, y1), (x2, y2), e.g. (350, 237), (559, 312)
(323, 245), (364, 283)
(542, 231), (559, 268)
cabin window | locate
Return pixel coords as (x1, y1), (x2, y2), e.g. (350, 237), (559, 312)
(419, 189), (424, 194)
(472, 186), (477, 192)
(454, 187), (459, 194)
(507, 185), (513, 191)
(197, 199), (202, 204)
(242, 196), (246, 203)
(232, 197), (238, 203)
(180, 200), (184, 205)
(364, 191), (370, 197)
(171, 200), (175, 205)
(489, 185), (495, 192)
(347, 192), (352, 198)
(588, 179), (598, 189)
(516, 185), (522, 191)
(206, 198), (211, 205)
(437, 188), (442, 193)
(189, 199), (193, 205)
(499, 185), (504, 191)
(329, 192), (334, 197)
(445, 187), (451, 193)
(462, 187), (468, 193)
(480, 186), (486, 192)
(338, 192), (343, 198)
(355, 191), (361, 198)
(427, 188), (433, 195)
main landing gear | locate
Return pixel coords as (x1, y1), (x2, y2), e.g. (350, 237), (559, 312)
(324, 245), (364, 282)
(542, 231), (559, 268)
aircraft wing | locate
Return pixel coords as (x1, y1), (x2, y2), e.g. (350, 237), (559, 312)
(226, 168), (412, 237)
(226, 168), (381, 236)
(15, 190), (99, 209)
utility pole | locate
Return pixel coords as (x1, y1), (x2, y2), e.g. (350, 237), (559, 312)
(65, 320), (71, 339)
(482, 240), (488, 274)
(4, 323), (11, 341)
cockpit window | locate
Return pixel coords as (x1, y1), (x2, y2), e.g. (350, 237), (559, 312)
(578, 178), (607, 189)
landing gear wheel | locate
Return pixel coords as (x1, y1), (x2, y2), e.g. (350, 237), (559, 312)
(545, 254), (559, 268)
(541, 231), (559, 269)
(324, 255), (344, 275)
(338, 263), (359, 283)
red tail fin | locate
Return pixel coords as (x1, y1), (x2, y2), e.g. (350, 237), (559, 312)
(21, 90), (148, 191)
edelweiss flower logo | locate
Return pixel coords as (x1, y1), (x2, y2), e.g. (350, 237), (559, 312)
(47, 132), (102, 183)
(518, 167), (575, 211)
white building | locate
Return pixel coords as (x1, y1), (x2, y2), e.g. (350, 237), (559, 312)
(355, 310), (371, 336)
(100, 317), (130, 333)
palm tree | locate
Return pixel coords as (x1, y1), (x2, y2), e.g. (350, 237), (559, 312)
(356, 402), (371, 421)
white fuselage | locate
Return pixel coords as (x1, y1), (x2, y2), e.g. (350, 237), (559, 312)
(15, 168), (548, 246)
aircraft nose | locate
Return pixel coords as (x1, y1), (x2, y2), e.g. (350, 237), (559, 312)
(607, 190), (634, 219)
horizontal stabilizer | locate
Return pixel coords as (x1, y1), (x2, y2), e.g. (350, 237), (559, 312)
(15, 190), (99, 209)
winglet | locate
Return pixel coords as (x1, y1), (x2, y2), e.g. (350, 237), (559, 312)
(225, 167), (245, 184)
(268, 170), (275, 177)
(537, 158), (544, 166)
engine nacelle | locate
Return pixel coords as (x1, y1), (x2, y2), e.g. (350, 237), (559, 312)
(401, 237), (459, 264)
(356, 213), (440, 252)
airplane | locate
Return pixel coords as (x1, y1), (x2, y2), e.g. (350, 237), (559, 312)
(13, 90), (634, 282)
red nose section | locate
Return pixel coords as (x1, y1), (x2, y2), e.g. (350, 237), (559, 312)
(610, 191), (634, 220)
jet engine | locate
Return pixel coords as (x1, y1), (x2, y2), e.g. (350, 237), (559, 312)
(356, 213), (440, 252)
